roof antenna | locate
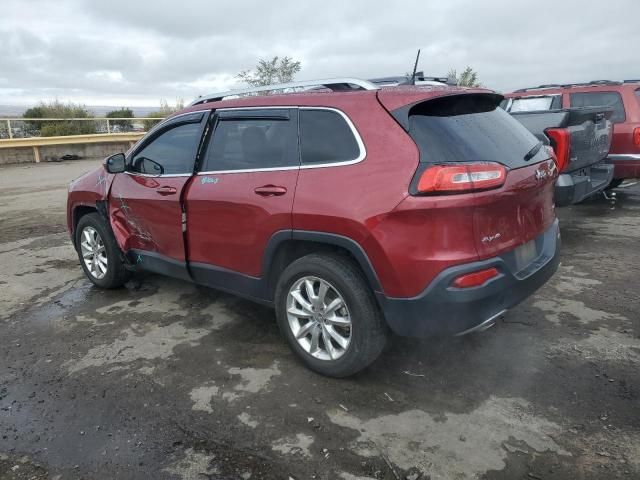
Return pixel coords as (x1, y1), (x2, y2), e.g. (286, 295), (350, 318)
(410, 49), (421, 85)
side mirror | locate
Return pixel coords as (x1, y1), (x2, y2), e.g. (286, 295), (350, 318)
(137, 157), (164, 175)
(105, 153), (126, 174)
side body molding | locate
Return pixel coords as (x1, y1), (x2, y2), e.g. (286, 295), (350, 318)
(125, 229), (384, 306)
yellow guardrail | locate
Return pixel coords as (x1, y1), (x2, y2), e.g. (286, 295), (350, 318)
(0, 132), (146, 163)
(1, 117), (160, 138)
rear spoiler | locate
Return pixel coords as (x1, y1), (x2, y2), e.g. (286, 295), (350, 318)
(383, 92), (504, 131)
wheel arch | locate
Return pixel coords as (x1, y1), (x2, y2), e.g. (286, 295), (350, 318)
(71, 205), (97, 244)
(263, 230), (383, 301)
(71, 201), (111, 247)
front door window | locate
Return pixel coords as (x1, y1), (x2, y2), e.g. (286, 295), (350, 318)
(131, 122), (202, 175)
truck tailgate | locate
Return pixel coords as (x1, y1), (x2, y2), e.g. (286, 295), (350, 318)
(511, 107), (612, 173)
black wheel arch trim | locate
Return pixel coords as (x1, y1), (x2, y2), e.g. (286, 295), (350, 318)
(263, 230), (383, 293)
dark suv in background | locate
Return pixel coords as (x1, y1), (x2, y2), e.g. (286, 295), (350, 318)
(67, 78), (560, 377)
(504, 80), (640, 189)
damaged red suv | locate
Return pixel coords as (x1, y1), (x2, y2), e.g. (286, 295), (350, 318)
(67, 78), (560, 377)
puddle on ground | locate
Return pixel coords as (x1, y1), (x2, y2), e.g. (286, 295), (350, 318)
(65, 321), (212, 374)
(271, 433), (314, 458)
(533, 298), (627, 325)
(187, 361), (281, 410)
(162, 448), (216, 480)
(328, 396), (569, 479)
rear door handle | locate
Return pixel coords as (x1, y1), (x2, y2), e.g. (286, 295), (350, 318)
(156, 186), (177, 196)
(254, 185), (287, 197)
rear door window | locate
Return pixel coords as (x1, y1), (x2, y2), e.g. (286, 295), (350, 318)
(407, 94), (547, 169)
(569, 91), (626, 123)
(203, 109), (298, 171)
(299, 109), (361, 165)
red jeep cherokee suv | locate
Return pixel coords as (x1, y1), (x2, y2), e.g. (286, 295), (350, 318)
(67, 78), (560, 377)
(504, 80), (640, 187)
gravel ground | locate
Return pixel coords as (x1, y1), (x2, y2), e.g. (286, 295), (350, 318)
(1, 160), (639, 480)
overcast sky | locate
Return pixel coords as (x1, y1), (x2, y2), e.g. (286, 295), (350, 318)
(1, 0), (638, 107)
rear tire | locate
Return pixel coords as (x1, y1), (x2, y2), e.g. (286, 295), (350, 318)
(75, 212), (130, 289)
(275, 253), (389, 377)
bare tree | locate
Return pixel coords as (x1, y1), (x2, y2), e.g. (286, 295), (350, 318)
(236, 56), (302, 86)
(447, 66), (481, 87)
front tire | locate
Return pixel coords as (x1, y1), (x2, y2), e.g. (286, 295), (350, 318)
(275, 253), (389, 377)
(75, 212), (130, 289)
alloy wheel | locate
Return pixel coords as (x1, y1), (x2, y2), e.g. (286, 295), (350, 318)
(286, 276), (352, 361)
(80, 226), (108, 280)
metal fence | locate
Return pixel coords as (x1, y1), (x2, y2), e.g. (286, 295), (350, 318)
(0, 117), (165, 140)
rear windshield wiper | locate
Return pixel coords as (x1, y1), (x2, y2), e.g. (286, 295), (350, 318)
(524, 141), (543, 161)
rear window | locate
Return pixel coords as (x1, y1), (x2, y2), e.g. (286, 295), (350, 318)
(407, 94), (547, 169)
(569, 91), (625, 123)
(299, 109), (360, 164)
(508, 95), (561, 112)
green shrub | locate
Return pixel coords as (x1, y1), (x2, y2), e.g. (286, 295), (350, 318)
(23, 101), (96, 137)
(106, 108), (134, 131)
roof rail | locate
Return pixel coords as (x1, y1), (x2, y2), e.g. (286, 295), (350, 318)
(189, 78), (379, 106)
(624, 79), (640, 84)
(587, 80), (622, 85)
(514, 79), (623, 92)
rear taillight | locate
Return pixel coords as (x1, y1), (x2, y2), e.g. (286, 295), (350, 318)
(633, 127), (640, 147)
(452, 267), (499, 288)
(413, 162), (507, 194)
(545, 128), (571, 172)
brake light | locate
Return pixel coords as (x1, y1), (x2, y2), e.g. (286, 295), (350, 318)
(633, 127), (640, 147)
(415, 162), (506, 194)
(545, 128), (571, 172)
(452, 267), (499, 288)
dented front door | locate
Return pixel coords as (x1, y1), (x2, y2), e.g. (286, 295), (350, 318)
(108, 113), (206, 265)
(109, 173), (191, 262)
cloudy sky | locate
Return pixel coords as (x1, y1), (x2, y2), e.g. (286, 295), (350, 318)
(1, 0), (638, 107)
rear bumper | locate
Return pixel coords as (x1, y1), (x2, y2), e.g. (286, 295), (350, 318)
(377, 219), (560, 337)
(554, 161), (614, 206)
(607, 154), (640, 179)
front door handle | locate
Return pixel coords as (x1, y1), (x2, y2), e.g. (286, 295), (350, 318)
(254, 185), (287, 197)
(156, 186), (177, 196)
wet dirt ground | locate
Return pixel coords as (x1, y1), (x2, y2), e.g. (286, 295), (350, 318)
(1, 159), (639, 480)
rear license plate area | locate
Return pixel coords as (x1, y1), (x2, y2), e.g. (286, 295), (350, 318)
(514, 240), (537, 271)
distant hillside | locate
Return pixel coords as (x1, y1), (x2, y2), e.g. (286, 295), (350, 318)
(0, 105), (158, 117)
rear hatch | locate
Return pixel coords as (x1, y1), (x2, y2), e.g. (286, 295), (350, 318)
(385, 91), (557, 260)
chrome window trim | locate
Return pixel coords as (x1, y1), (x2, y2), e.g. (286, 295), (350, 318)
(197, 165), (300, 175)
(125, 171), (192, 178)
(199, 106), (366, 174)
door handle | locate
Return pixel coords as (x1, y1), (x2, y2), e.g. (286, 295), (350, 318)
(156, 186), (177, 196)
(254, 185), (287, 197)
